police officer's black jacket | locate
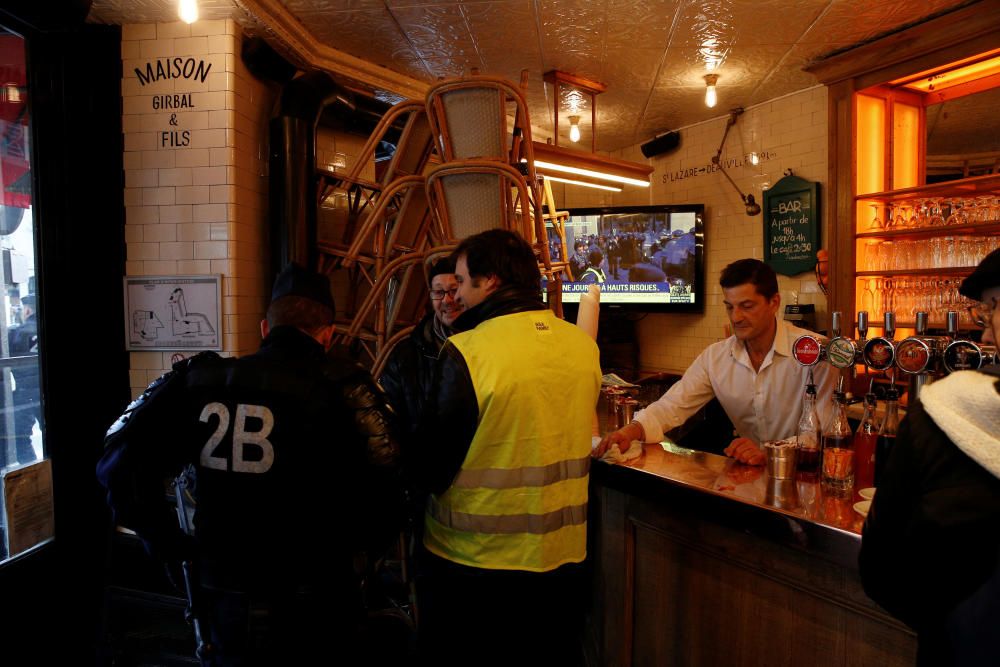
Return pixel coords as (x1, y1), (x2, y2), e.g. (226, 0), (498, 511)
(378, 313), (445, 437)
(97, 325), (403, 598)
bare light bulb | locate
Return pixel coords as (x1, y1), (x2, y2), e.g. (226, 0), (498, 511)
(704, 74), (719, 108)
(179, 0), (199, 24)
(568, 115), (581, 143)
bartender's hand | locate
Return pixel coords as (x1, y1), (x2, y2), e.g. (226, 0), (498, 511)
(724, 437), (765, 466)
(593, 421), (645, 458)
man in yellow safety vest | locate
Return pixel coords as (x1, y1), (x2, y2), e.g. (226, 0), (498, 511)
(411, 229), (601, 666)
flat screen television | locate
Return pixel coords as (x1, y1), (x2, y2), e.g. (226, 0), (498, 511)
(546, 204), (705, 313)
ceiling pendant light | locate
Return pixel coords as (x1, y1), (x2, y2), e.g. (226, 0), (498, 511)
(704, 73), (719, 108)
(568, 115), (581, 143)
(179, 0), (199, 24)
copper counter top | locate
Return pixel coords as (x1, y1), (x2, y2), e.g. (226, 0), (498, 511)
(592, 441), (868, 567)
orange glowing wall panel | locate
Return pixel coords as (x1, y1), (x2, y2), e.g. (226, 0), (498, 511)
(892, 102), (920, 189)
(856, 94), (886, 195)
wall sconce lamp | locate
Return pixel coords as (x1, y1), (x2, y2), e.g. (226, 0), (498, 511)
(179, 0), (199, 24)
(712, 107), (761, 216)
(704, 73), (719, 108)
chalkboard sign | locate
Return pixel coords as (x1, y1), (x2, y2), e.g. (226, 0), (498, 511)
(763, 174), (820, 276)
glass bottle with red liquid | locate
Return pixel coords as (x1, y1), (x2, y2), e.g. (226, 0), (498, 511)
(821, 386), (854, 490)
(853, 389), (878, 495)
(795, 380), (821, 474)
(875, 386), (900, 486)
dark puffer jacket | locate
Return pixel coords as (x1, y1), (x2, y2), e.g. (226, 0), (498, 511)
(379, 314), (445, 436)
(97, 325), (404, 597)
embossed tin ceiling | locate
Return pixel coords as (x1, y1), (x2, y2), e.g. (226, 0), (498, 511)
(88, 0), (981, 151)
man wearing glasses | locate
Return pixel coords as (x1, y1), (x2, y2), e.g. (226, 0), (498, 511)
(379, 256), (464, 437)
(860, 248), (1000, 666)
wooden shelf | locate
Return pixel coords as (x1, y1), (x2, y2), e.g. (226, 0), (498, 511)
(856, 268), (974, 277)
(856, 221), (1000, 239)
(855, 173), (1000, 203)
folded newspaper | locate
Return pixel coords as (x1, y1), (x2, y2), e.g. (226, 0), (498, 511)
(601, 372), (639, 388)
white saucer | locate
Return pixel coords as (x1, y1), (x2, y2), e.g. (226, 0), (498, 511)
(858, 487), (876, 500)
(854, 500), (872, 517)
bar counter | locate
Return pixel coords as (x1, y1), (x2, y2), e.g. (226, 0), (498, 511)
(585, 441), (917, 666)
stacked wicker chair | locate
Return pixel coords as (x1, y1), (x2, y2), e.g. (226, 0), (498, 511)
(316, 72), (569, 372)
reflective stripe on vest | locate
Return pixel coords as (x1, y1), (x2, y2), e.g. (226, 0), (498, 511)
(450, 455), (590, 489)
(427, 497), (588, 535)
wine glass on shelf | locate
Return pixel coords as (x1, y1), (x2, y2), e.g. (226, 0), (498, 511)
(860, 278), (875, 314)
(892, 202), (906, 229)
(927, 198), (946, 227)
(946, 198), (968, 227)
(909, 199), (925, 228)
(867, 203), (884, 231)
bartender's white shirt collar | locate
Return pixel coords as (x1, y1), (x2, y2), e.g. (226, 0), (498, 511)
(726, 315), (789, 372)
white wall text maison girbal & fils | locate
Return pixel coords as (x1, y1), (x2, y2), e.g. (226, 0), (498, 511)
(134, 57), (212, 148)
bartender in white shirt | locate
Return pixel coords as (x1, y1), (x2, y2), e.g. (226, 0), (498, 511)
(595, 258), (836, 465)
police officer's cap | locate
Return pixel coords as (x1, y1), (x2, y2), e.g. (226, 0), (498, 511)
(960, 248), (1000, 301)
(271, 263), (335, 312)
(21, 294), (35, 308)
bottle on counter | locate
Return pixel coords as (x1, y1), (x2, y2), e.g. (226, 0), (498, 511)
(853, 391), (878, 493)
(796, 382), (821, 474)
(875, 387), (900, 486)
(821, 387), (854, 490)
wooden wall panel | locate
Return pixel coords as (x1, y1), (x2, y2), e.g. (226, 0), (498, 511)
(588, 483), (917, 666)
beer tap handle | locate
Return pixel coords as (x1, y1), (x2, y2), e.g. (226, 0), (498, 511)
(831, 311), (842, 338)
(884, 312), (896, 341)
(947, 311), (958, 340)
(858, 311), (869, 342)
(915, 311), (928, 336)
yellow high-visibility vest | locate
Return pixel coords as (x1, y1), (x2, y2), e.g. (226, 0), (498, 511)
(423, 309), (601, 572)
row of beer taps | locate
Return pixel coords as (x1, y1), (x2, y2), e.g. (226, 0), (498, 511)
(792, 309), (998, 402)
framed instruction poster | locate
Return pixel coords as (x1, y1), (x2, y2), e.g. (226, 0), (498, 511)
(124, 275), (222, 351)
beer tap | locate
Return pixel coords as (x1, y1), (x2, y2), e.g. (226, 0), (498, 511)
(895, 311), (948, 402)
(857, 310), (870, 381)
(824, 312), (856, 370)
(862, 312), (897, 374)
(943, 310), (999, 373)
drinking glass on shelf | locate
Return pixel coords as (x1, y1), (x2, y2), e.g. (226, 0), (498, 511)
(867, 204), (884, 231)
(909, 199), (926, 228)
(878, 240), (895, 272)
(990, 197), (1000, 223)
(943, 237), (957, 267)
(945, 198), (968, 226)
(891, 203), (907, 229)
(864, 239), (881, 271)
(930, 237), (943, 268)
(927, 198), (946, 227)
(973, 196), (993, 224)
(974, 237), (988, 266)
(903, 239), (918, 270)
(860, 278), (875, 314)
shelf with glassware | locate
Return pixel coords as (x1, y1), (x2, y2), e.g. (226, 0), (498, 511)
(853, 178), (1000, 332)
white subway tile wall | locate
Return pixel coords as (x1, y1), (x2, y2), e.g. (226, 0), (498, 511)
(556, 86), (829, 375)
(123, 21), (273, 398)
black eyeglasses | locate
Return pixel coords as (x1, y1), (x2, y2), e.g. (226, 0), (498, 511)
(429, 287), (458, 301)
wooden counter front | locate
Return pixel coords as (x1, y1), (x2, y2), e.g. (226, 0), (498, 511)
(585, 442), (916, 666)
